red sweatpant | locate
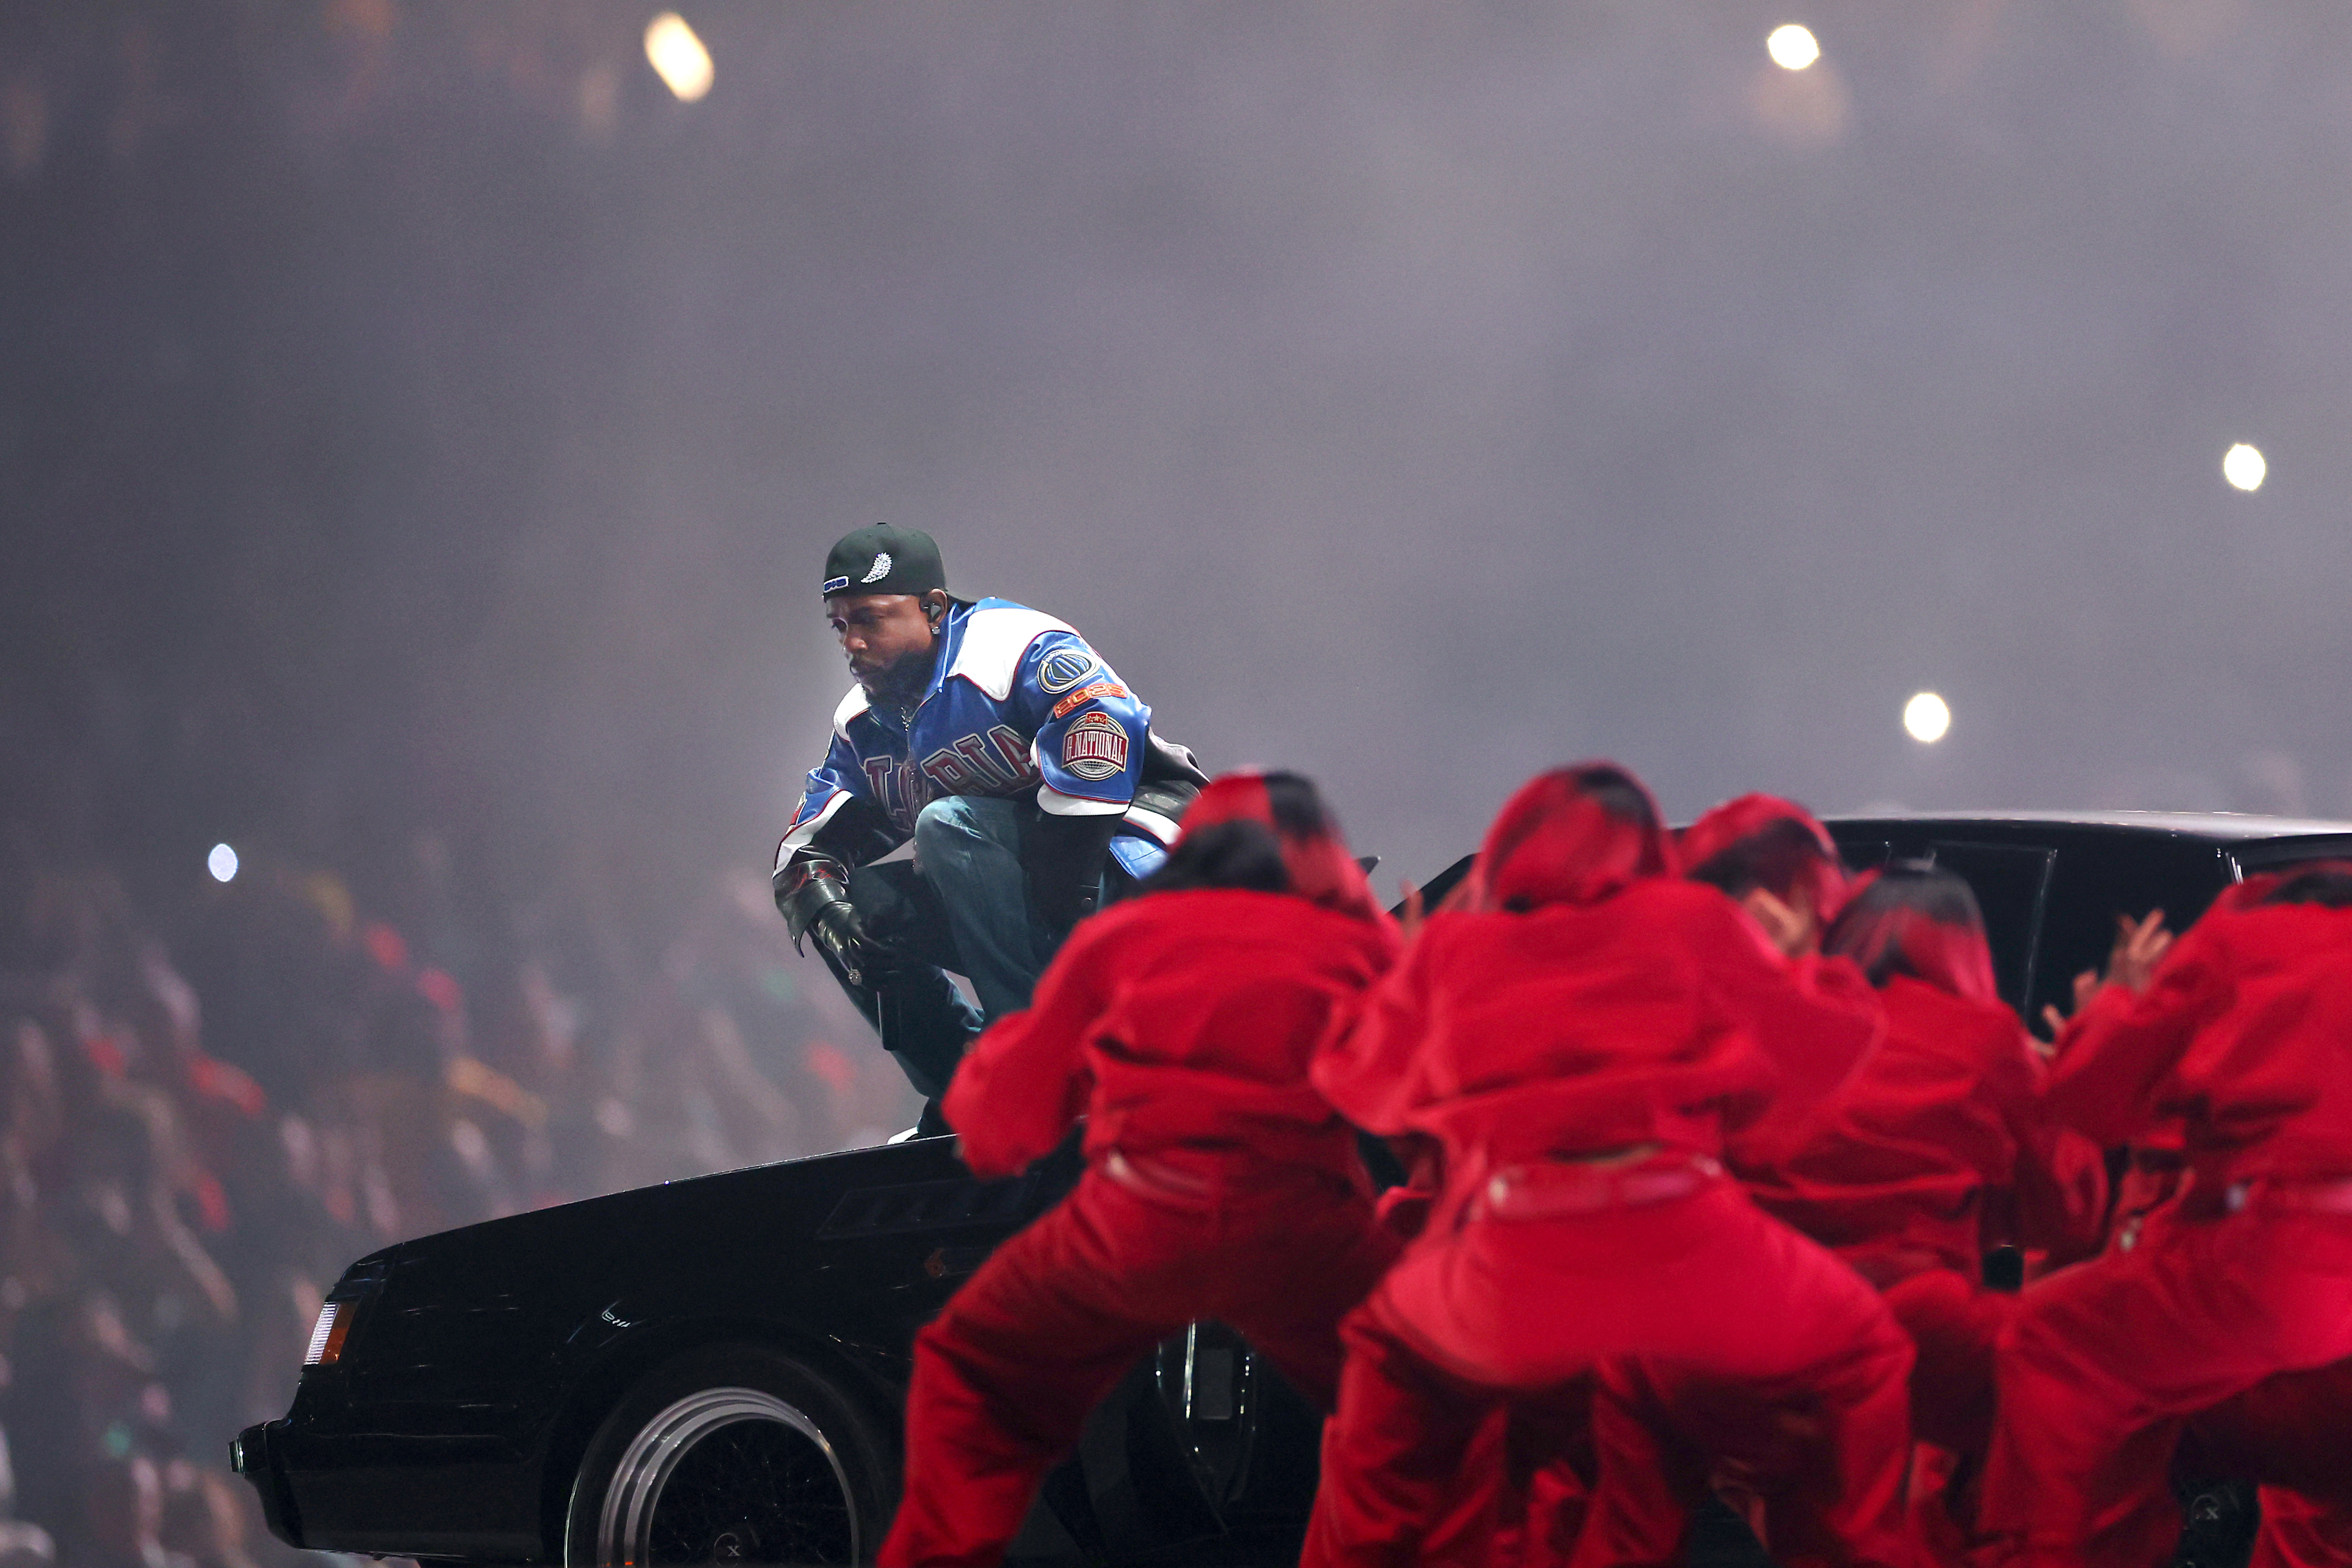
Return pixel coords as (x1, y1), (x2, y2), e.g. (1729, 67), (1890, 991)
(1538, 1263), (2005, 1568)
(1874, 1266), (2016, 1566)
(1304, 1179), (1916, 1568)
(1980, 1211), (2352, 1568)
(878, 1163), (1397, 1568)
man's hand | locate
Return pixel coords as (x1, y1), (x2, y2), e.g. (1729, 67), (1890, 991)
(2106, 909), (2171, 995)
(808, 900), (890, 987)
(775, 857), (891, 987)
(1024, 812), (1116, 946)
(2037, 911), (2171, 1045)
(2039, 969), (2102, 1047)
(1740, 886), (1815, 960)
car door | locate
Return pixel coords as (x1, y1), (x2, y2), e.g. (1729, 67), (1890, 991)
(1913, 840), (2056, 1016)
(2024, 835), (2234, 1028)
(1824, 828), (2051, 1017)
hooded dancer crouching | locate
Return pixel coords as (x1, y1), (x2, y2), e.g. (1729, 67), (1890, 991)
(1500, 793), (1893, 1568)
(1745, 864), (2107, 1562)
(1980, 862), (2352, 1568)
(878, 772), (1402, 1568)
(1303, 765), (1915, 1568)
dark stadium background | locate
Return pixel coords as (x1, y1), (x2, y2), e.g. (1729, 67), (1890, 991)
(2, 4), (2346, 1563)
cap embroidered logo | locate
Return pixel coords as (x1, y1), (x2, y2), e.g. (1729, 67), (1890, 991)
(861, 552), (893, 584)
(1061, 711), (1130, 782)
(822, 575), (851, 595)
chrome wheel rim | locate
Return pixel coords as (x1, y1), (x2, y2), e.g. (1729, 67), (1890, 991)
(597, 1386), (858, 1567)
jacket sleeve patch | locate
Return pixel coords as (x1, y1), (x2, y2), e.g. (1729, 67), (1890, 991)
(1038, 648), (1101, 694)
(1049, 680), (1128, 719)
(1060, 711), (1131, 782)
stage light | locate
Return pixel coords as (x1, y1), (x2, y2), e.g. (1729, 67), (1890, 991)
(2223, 443), (2266, 493)
(1767, 24), (1821, 71)
(644, 13), (713, 102)
(1903, 692), (1951, 744)
(208, 844), (240, 883)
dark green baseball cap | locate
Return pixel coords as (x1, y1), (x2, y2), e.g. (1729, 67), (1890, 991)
(821, 526), (947, 601)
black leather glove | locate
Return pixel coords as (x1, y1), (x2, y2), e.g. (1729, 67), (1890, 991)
(773, 855), (887, 987)
(1024, 813), (1119, 944)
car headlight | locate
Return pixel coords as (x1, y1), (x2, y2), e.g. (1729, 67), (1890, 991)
(303, 1300), (352, 1367)
(303, 1258), (390, 1370)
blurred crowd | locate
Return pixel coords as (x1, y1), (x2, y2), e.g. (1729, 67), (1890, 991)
(0, 831), (918, 1568)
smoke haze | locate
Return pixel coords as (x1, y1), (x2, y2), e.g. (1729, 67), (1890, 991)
(8, 0), (2351, 913)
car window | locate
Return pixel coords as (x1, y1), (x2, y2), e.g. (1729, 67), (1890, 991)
(1835, 839), (1892, 874)
(2032, 838), (2234, 1027)
(1918, 841), (2055, 1017)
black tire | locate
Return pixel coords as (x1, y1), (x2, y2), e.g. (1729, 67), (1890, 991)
(563, 1343), (897, 1568)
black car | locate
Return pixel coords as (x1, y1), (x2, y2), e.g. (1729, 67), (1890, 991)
(233, 811), (2352, 1568)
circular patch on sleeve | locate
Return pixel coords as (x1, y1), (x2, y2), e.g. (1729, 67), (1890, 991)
(1038, 647), (1101, 694)
(1060, 711), (1131, 782)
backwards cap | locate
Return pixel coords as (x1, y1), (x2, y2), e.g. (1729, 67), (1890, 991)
(1467, 762), (1675, 913)
(822, 526), (947, 601)
(1176, 771), (1383, 922)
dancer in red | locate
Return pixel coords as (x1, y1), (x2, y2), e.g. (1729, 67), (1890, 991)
(1980, 862), (2352, 1568)
(1303, 764), (1915, 1568)
(1497, 794), (1888, 1568)
(1745, 864), (2106, 1561)
(878, 771), (1402, 1568)
(1677, 795), (1886, 1174)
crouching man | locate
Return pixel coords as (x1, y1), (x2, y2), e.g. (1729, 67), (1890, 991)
(772, 526), (1204, 1105)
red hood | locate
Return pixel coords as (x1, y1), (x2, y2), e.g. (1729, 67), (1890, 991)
(1466, 763), (1675, 912)
(1679, 792), (1853, 925)
(1828, 867), (2000, 1005)
(1177, 771), (1384, 923)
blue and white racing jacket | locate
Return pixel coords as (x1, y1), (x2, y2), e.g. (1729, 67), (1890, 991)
(779, 598), (1191, 880)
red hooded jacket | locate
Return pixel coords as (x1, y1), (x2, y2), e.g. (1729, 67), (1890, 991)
(1751, 976), (2107, 1272)
(1675, 796), (1886, 1172)
(947, 773), (1400, 1181)
(1678, 791), (1856, 929)
(2049, 877), (2352, 1186)
(1312, 766), (1835, 1216)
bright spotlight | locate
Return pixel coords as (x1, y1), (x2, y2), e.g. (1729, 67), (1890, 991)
(2223, 443), (2267, 493)
(1766, 24), (1821, 71)
(644, 13), (713, 102)
(1903, 692), (1951, 744)
(207, 843), (240, 883)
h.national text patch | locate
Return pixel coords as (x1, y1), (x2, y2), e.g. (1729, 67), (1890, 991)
(1060, 711), (1130, 782)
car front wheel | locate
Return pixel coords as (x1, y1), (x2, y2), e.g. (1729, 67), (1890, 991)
(564, 1343), (895, 1567)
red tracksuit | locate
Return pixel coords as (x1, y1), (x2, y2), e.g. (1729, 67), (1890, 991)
(1980, 887), (2352, 1568)
(877, 887), (1401, 1568)
(1721, 951), (1887, 1173)
(2078, 1137), (2352, 1568)
(1501, 931), (1888, 1568)
(1748, 977), (2106, 1560)
(1302, 838), (1915, 1568)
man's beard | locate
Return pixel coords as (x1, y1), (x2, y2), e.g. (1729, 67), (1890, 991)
(860, 644), (936, 708)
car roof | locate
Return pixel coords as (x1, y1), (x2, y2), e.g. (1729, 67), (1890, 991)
(1819, 808), (2352, 843)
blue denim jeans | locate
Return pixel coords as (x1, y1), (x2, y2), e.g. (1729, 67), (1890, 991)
(826, 796), (1102, 1102)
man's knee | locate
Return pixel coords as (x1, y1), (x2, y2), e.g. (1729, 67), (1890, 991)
(913, 795), (1016, 856)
